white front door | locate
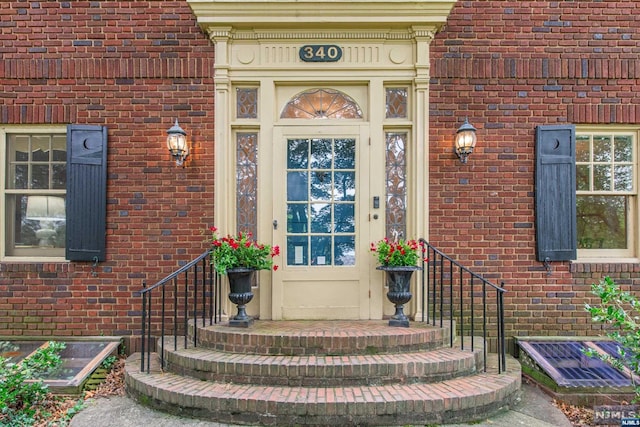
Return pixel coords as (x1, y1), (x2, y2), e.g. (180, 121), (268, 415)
(271, 125), (377, 319)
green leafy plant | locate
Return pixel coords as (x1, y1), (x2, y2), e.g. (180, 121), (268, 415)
(209, 226), (280, 275)
(100, 355), (118, 371)
(370, 237), (426, 267)
(585, 276), (640, 400)
(58, 398), (85, 424)
(0, 341), (66, 426)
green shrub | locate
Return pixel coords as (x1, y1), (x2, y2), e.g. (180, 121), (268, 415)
(585, 276), (640, 400)
(0, 341), (66, 426)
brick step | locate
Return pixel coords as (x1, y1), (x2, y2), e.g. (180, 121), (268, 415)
(125, 352), (521, 426)
(160, 336), (484, 386)
(188, 319), (454, 355)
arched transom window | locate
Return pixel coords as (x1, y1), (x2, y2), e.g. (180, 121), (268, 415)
(280, 88), (363, 119)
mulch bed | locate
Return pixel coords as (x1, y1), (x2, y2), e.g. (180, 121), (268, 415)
(554, 399), (595, 426)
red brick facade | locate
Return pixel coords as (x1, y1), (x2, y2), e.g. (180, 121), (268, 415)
(429, 1), (640, 337)
(1, 1), (639, 341)
(0, 1), (215, 337)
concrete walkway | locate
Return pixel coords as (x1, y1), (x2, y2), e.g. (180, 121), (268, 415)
(69, 380), (572, 427)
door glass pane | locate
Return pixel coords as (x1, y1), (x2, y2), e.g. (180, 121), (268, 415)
(287, 172), (308, 201)
(287, 235), (308, 265)
(236, 88), (258, 119)
(311, 138), (332, 168)
(287, 204), (308, 233)
(334, 204), (355, 232)
(311, 236), (331, 265)
(335, 138), (355, 169)
(280, 88), (363, 119)
(237, 133), (258, 236)
(310, 203), (331, 233)
(286, 137), (356, 266)
(287, 139), (309, 168)
(385, 88), (408, 119)
(311, 171), (331, 201)
(334, 236), (355, 265)
(385, 132), (407, 240)
(334, 172), (355, 201)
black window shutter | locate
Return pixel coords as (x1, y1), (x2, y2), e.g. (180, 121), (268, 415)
(535, 124), (577, 261)
(66, 125), (108, 262)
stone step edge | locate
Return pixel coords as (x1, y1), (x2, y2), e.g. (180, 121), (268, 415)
(125, 353), (521, 426)
(187, 319), (455, 355)
(158, 337), (485, 386)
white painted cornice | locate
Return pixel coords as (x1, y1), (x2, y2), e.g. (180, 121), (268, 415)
(188, 0), (456, 34)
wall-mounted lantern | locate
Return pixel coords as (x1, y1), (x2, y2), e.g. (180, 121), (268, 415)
(454, 118), (477, 164)
(166, 119), (189, 167)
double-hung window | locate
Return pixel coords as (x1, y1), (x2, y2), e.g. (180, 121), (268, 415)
(2, 127), (67, 259)
(576, 128), (637, 259)
(2, 124), (108, 262)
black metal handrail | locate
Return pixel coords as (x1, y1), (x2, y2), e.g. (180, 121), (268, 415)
(419, 239), (507, 373)
(139, 250), (221, 373)
(138, 243), (507, 375)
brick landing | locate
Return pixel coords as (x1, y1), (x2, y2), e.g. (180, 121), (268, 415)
(126, 321), (521, 426)
(189, 320), (453, 355)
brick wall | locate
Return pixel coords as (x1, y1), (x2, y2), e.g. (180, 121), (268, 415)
(1, 0), (639, 341)
(0, 1), (215, 337)
(429, 0), (640, 338)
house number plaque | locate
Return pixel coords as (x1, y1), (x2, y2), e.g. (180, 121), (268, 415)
(299, 45), (343, 62)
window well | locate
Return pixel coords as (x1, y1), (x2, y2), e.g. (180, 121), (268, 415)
(517, 338), (633, 388)
(0, 337), (121, 395)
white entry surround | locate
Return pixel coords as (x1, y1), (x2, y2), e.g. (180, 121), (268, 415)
(188, 0), (456, 320)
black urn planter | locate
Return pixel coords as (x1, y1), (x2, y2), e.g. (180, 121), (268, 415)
(226, 267), (256, 328)
(377, 265), (421, 327)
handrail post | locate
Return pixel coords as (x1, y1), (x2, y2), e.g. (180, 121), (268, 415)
(482, 282), (487, 372)
(183, 275), (188, 349)
(499, 283), (506, 372)
(146, 288), (152, 374)
(174, 275), (178, 351)
(202, 258), (207, 328)
(421, 256), (425, 323)
(459, 269), (464, 351)
(160, 285), (166, 369)
(470, 276), (475, 350)
(191, 270), (198, 348)
(141, 281), (147, 372)
(207, 259), (213, 325)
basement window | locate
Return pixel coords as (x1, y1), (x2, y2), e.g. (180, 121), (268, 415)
(518, 339), (633, 388)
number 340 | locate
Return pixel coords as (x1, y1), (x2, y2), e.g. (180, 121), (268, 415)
(299, 45), (343, 62)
